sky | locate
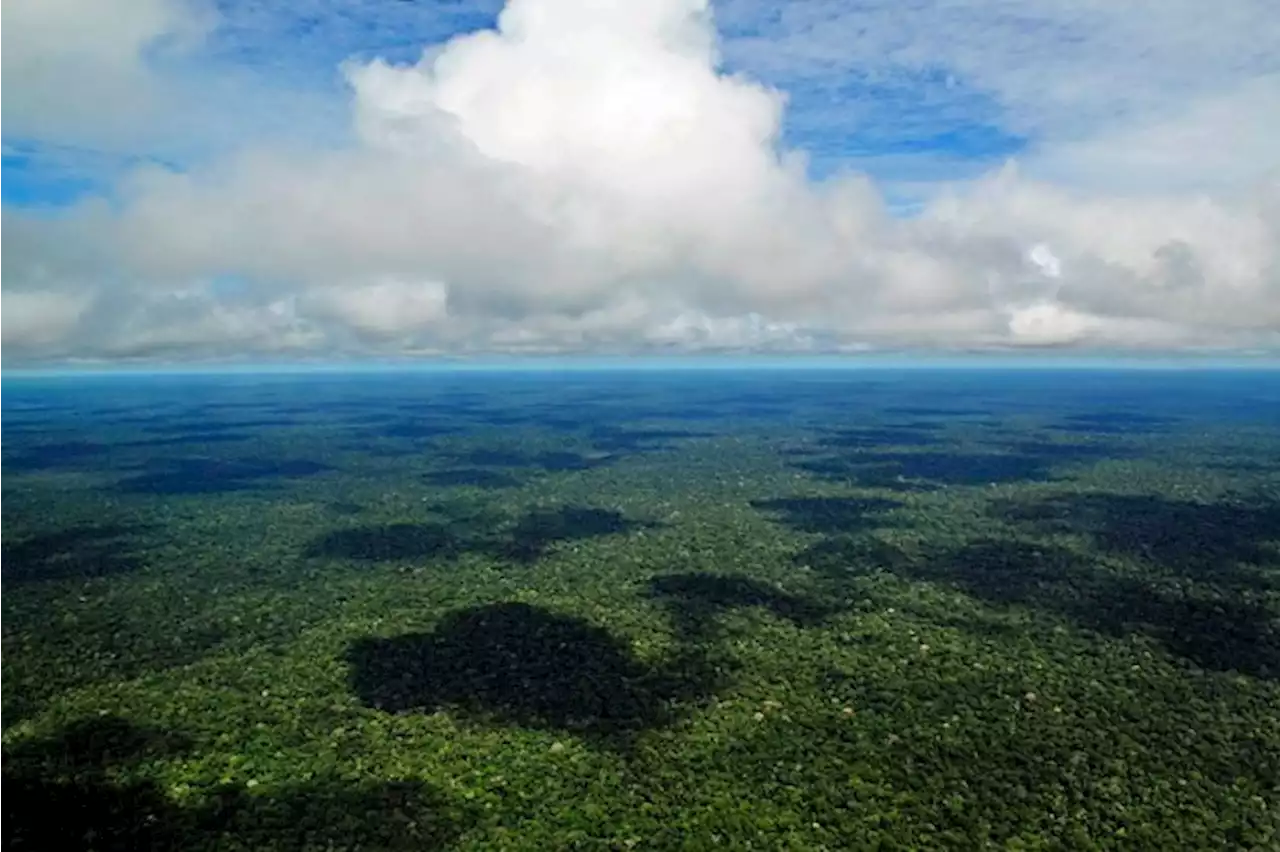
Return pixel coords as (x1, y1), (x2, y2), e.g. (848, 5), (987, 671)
(3, 0), (1279, 365)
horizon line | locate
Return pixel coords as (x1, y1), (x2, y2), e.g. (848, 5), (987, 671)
(5, 351), (1280, 379)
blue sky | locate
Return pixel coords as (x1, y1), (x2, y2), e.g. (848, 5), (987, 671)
(2, 0), (1028, 210)
(2, 0), (1277, 363)
(3, 145), (97, 207)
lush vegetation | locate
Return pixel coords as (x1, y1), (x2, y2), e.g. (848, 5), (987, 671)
(3, 369), (1278, 850)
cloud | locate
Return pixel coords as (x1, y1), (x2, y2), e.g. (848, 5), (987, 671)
(1, 0), (350, 177)
(1, 0), (214, 148)
(307, 278), (450, 342)
(717, 1), (1279, 151)
(1026, 78), (1280, 193)
(926, 166), (1280, 339)
(1, 290), (91, 349)
(110, 298), (323, 359)
(2, 0), (1278, 362)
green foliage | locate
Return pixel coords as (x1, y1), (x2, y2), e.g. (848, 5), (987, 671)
(4, 376), (1278, 849)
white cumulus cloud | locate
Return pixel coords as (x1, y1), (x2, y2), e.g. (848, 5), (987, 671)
(2, 0), (1278, 362)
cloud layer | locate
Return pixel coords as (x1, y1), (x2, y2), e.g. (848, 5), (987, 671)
(4, 0), (1279, 361)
